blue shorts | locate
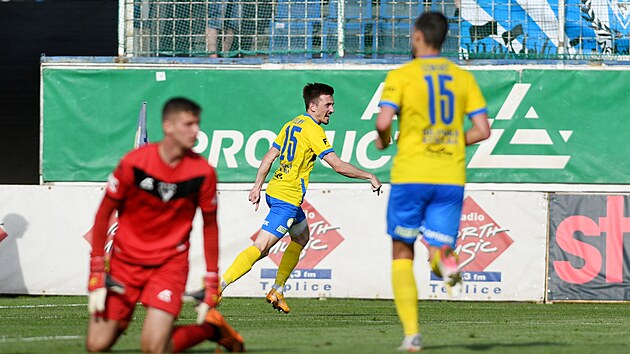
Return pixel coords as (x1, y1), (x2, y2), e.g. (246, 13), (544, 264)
(387, 183), (464, 248)
(262, 195), (307, 238)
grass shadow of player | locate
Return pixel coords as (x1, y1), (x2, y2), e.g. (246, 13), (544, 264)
(0, 213), (29, 294)
(427, 340), (563, 351)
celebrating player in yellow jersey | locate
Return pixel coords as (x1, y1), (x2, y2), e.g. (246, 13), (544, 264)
(375, 12), (491, 352)
(221, 83), (382, 313)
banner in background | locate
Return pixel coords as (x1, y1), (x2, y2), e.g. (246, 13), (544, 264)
(548, 194), (630, 301)
(42, 66), (630, 184)
(0, 185), (546, 301)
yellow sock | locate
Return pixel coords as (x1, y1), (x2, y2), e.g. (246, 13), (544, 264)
(222, 246), (261, 285)
(275, 241), (304, 288)
(392, 259), (419, 336)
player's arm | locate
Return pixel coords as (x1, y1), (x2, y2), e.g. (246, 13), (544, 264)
(88, 195), (125, 315)
(375, 105), (397, 150)
(195, 210), (221, 324)
(465, 112), (491, 145)
(464, 74), (491, 145)
(91, 195), (120, 258)
(323, 152), (382, 194)
(249, 146), (280, 210)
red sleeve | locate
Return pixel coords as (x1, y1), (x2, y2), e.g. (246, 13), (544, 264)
(200, 167), (218, 272)
(198, 168), (218, 214)
(105, 158), (134, 201)
(202, 212), (219, 273)
(91, 195), (120, 257)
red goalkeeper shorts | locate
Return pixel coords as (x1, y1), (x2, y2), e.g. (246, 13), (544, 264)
(101, 251), (189, 322)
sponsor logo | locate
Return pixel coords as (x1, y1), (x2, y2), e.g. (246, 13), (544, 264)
(157, 182), (177, 202)
(106, 174), (119, 194)
(468, 83), (573, 169)
(139, 177), (154, 191)
(0, 223), (7, 245)
(456, 197), (514, 272)
(253, 200), (342, 294)
(428, 197), (513, 296)
(552, 195), (630, 285)
(157, 289), (173, 303)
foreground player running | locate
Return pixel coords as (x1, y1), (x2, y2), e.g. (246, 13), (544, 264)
(375, 12), (491, 352)
(86, 98), (244, 353)
(220, 83), (382, 313)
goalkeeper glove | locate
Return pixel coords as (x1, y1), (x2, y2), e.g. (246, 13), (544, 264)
(195, 272), (220, 324)
(87, 256), (125, 315)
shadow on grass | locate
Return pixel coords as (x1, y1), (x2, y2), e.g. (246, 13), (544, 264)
(427, 341), (564, 351)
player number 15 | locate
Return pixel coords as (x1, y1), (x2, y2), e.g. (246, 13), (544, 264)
(424, 74), (454, 125)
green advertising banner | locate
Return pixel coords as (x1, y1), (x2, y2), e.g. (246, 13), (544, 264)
(42, 66), (629, 183)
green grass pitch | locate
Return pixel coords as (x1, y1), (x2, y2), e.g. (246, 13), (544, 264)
(0, 296), (629, 353)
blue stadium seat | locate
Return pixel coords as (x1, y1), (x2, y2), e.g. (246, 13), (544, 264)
(269, 0), (323, 57)
(324, 0), (375, 58)
(377, 0), (423, 56)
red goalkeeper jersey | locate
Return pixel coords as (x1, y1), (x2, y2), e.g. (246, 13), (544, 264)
(105, 143), (217, 266)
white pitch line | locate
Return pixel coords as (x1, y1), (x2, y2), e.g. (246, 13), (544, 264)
(0, 303), (85, 309)
(0, 335), (82, 343)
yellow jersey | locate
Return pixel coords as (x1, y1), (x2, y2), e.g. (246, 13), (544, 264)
(266, 114), (334, 206)
(379, 56), (487, 186)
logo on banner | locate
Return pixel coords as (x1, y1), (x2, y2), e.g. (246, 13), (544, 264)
(428, 196), (513, 295)
(552, 195), (630, 286)
(457, 197), (514, 272)
(0, 223), (8, 245)
(468, 83), (573, 170)
(255, 200), (343, 293)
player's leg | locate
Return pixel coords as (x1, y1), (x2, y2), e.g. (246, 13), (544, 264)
(267, 208), (309, 313)
(422, 184), (465, 297)
(387, 184), (425, 352)
(86, 256), (138, 352)
(221, 228), (276, 289)
(392, 240), (423, 352)
(141, 307), (176, 353)
(141, 253), (244, 353)
(221, 195), (295, 290)
(86, 317), (128, 352)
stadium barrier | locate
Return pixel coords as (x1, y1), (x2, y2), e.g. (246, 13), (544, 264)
(121, 0), (630, 60)
(0, 186), (547, 300)
(2, 185), (628, 301)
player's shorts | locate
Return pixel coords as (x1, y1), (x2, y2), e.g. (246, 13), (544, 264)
(262, 194), (307, 238)
(387, 183), (464, 248)
(100, 251), (189, 322)
(208, 0), (239, 31)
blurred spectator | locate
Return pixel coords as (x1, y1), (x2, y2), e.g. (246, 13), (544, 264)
(206, 0), (239, 57)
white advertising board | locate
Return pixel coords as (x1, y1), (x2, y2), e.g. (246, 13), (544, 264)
(0, 185), (546, 302)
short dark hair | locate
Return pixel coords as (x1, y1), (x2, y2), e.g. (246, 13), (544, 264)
(162, 97), (202, 121)
(303, 83), (334, 110)
(414, 12), (448, 50)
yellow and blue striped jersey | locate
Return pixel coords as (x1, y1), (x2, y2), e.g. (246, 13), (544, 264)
(266, 114), (334, 206)
(379, 56), (487, 186)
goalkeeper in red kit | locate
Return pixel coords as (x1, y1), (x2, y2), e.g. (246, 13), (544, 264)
(86, 98), (244, 353)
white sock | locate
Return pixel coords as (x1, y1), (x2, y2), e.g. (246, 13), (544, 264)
(272, 284), (283, 294)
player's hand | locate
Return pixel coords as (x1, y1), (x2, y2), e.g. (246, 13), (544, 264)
(248, 187), (261, 211)
(87, 256), (107, 314)
(370, 175), (382, 196)
(195, 272), (220, 324)
(87, 256), (125, 315)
